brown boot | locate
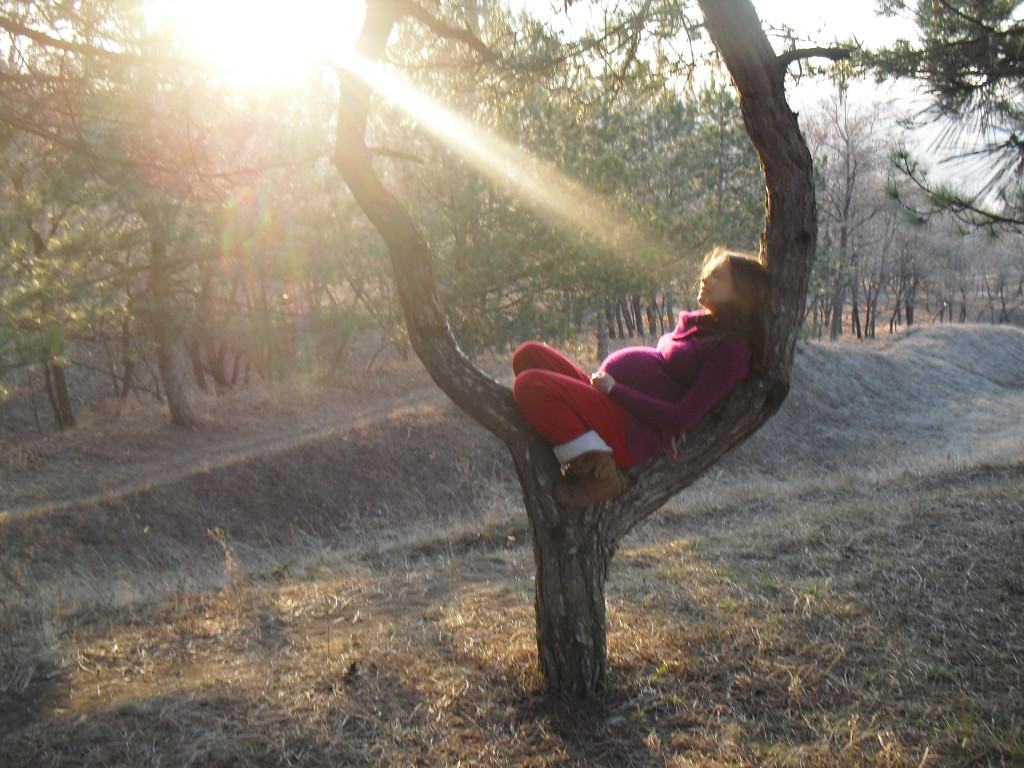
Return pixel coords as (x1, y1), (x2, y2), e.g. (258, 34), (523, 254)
(554, 451), (627, 509)
(560, 450), (601, 479)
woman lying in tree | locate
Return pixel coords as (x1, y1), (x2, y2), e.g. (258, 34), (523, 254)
(513, 247), (770, 509)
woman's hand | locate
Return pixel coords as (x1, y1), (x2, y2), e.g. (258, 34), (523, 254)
(664, 434), (683, 459)
(590, 371), (615, 394)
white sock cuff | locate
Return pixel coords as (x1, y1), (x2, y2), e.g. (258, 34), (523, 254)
(553, 430), (612, 463)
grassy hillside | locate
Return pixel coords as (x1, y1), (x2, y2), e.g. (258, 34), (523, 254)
(1, 324), (1022, 766)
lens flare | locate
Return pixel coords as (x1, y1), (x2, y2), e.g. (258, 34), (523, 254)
(145, 0), (365, 86)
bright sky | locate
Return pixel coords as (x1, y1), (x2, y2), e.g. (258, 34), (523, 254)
(530, 0), (916, 49)
(751, 0), (916, 48)
(144, 0), (912, 90)
(751, 0), (921, 109)
(749, 1), (954, 184)
(525, 0), (920, 111)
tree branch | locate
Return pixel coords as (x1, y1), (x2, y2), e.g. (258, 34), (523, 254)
(334, 0), (520, 439)
(0, 13), (121, 61)
(776, 46), (853, 72)
(0, 12), (197, 68)
(934, 0), (1003, 35)
(396, 0), (497, 61)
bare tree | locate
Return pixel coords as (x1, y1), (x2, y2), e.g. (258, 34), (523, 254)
(858, 202), (900, 339)
(333, 0), (834, 697)
(803, 92), (897, 340)
(980, 238), (1024, 324)
(888, 229), (926, 332)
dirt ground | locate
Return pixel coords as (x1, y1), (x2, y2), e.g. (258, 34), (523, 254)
(0, 348), (463, 515)
(2, 460), (1021, 766)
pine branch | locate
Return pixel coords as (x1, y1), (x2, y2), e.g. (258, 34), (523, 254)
(776, 46), (853, 72)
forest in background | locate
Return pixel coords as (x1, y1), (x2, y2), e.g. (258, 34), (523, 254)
(1, 0), (1022, 440)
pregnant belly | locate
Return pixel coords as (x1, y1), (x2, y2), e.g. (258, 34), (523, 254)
(601, 346), (683, 401)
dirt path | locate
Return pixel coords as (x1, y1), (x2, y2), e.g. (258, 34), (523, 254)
(0, 371), (447, 517)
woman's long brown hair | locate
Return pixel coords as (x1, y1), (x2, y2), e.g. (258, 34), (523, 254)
(697, 247), (770, 376)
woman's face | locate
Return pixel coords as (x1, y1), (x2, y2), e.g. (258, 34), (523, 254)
(698, 259), (737, 313)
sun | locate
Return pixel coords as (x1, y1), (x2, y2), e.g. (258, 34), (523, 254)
(145, 0), (365, 86)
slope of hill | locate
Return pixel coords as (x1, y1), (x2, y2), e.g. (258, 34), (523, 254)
(1, 322), (1020, 610)
(3, 322), (1022, 519)
(713, 322), (1024, 485)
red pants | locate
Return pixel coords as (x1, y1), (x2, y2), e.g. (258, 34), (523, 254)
(512, 342), (634, 466)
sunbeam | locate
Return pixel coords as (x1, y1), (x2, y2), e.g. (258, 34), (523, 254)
(341, 54), (672, 265)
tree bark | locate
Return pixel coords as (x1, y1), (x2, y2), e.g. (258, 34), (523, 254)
(141, 206), (198, 429)
(43, 361), (76, 431)
(154, 332), (196, 428)
(116, 306), (135, 398)
(333, 0), (816, 697)
(596, 310), (609, 360)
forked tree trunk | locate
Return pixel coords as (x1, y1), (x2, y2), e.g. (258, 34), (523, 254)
(334, 0), (819, 697)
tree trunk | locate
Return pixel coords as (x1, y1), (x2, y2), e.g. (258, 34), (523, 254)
(829, 281), (845, 340)
(631, 295), (645, 340)
(604, 303), (617, 339)
(155, 334), (197, 428)
(333, 0), (817, 697)
(43, 360), (76, 431)
(529, 479), (613, 695)
(618, 297), (634, 337)
(188, 339), (209, 393)
(141, 207), (198, 429)
(596, 310), (609, 361)
(118, 316), (135, 398)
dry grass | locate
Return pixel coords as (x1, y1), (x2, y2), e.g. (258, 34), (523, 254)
(2, 465), (1021, 767)
(1, 324), (1023, 766)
